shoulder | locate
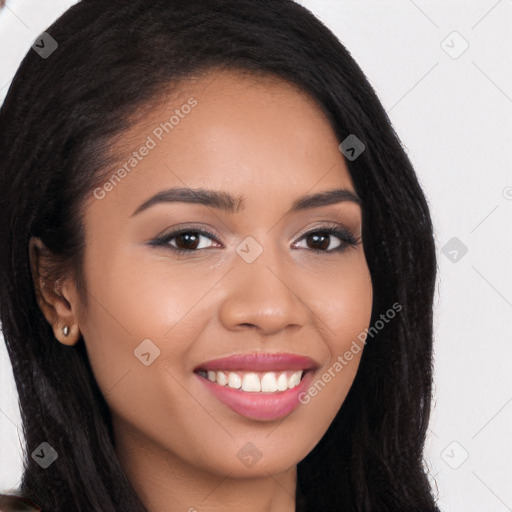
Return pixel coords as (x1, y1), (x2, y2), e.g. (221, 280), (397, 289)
(0, 494), (41, 511)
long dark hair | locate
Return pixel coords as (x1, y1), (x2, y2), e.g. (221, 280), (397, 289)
(0, 1), (439, 510)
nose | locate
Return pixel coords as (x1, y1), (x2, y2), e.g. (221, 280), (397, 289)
(217, 244), (309, 336)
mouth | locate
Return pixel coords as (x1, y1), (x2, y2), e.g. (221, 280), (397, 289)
(193, 353), (318, 421)
(195, 368), (312, 393)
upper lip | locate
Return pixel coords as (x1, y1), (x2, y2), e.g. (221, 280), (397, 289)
(194, 352), (320, 373)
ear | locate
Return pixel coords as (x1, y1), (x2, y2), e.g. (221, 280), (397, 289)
(28, 236), (81, 346)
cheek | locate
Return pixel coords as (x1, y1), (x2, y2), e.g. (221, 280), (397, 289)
(76, 257), (206, 453)
(305, 253), (373, 351)
(81, 247), (215, 351)
(76, 250), (204, 413)
(293, 255), (373, 414)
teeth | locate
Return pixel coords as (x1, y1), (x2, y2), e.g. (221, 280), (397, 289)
(228, 372), (242, 389)
(202, 370), (304, 393)
(261, 372), (277, 392)
(276, 372), (288, 391)
(242, 373), (261, 392)
(216, 371), (228, 386)
(288, 371), (301, 388)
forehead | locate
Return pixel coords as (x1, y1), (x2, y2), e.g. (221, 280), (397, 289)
(87, 68), (355, 218)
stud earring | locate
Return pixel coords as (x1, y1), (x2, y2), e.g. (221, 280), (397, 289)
(62, 325), (70, 336)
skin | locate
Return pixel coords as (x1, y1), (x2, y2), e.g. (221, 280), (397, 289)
(31, 69), (373, 512)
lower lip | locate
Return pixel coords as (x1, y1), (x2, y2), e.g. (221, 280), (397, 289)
(195, 370), (314, 421)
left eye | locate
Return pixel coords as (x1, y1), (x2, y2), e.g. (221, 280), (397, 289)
(293, 230), (344, 252)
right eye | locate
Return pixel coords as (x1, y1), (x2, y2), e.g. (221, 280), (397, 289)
(150, 228), (222, 254)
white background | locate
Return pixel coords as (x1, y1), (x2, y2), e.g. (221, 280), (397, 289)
(1, 1), (511, 510)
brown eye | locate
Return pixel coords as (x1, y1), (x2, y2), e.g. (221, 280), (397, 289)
(149, 227), (222, 255)
(173, 232), (202, 250)
(293, 227), (358, 253)
(167, 231), (218, 251)
(304, 231), (340, 251)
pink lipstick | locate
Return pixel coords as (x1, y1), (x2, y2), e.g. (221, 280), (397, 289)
(194, 353), (318, 421)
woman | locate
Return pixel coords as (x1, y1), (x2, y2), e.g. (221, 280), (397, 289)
(0, 1), (439, 510)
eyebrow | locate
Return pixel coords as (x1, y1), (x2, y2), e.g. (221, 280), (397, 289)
(130, 187), (361, 217)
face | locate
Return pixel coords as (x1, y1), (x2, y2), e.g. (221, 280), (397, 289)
(59, 70), (372, 487)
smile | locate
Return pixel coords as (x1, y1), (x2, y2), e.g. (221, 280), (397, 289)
(196, 369), (304, 393)
(193, 352), (318, 420)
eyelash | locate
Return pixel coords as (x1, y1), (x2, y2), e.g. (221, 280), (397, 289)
(149, 223), (361, 258)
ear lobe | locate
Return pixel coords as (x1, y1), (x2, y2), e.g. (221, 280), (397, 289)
(28, 237), (81, 346)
